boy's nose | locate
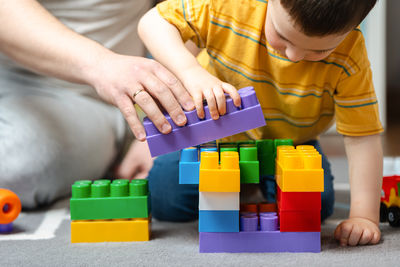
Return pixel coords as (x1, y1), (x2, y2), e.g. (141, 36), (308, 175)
(285, 47), (305, 62)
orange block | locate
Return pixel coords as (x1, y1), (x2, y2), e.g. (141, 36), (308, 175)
(0, 188), (21, 224)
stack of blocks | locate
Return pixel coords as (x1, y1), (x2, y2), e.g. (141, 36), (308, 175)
(70, 179), (150, 243)
(179, 139), (323, 253)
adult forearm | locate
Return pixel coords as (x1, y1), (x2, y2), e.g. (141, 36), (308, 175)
(344, 134), (383, 224)
(138, 8), (200, 80)
(0, 0), (110, 86)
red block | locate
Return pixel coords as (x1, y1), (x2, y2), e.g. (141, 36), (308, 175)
(277, 185), (321, 211)
(279, 210), (321, 232)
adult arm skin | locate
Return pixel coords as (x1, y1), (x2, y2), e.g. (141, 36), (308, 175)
(334, 134), (383, 246)
(0, 0), (194, 141)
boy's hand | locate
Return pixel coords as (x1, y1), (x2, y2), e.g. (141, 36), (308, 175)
(334, 217), (380, 246)
(179, 65), (241, 120)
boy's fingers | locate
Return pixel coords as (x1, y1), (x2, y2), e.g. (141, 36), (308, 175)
(339, 223), (353, 246)
(358, 229), (372, 245)
(116, 95), (146, 141)
(371, 231), (381, 244)
(222, 82), (241, 107)
(213, 86), (226, 115)
(334, 224), (342, 241)
(348, 225), (362, 246)
(203, 88), (219, 120)
(193, 93), (205, 119)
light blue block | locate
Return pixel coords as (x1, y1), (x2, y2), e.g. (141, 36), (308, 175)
(199, 210), (239, 232)
(179, 147), (217, 185)
(179, 161), (200, 184)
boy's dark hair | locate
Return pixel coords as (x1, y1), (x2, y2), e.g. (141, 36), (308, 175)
(280, 0), (377, 36)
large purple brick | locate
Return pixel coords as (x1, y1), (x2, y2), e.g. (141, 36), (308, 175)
(143, 87), (266, 157)
(199, 231), (321, 253)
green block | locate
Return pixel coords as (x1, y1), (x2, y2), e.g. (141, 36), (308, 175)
(256, 139), (274, 176)
(239, 146), (259, 183)
(70, 179), (149, 220)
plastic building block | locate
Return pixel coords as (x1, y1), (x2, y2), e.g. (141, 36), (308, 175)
(0, 223), (13, 233)
(240, 203), (258, 213)
(143, 87), (266, 157)
(239, 146), (259, 183)
(275, 145), (324, 192)
(70, 179), (149, 220)
(258, 203), (278, 212)
(199, 210), (239, 232)
(276, 186), (321, 211)
(199, 192), (239, 210)
(71, 218), (150, 243)
(200, 212), (320, 252)
(0, 188), (21, 224)
(199, 231), (321, 253)
(256, 139), (274, 176)
(179, 147), (200, 184)
(179, 147), (217, 184)
(279, 210), (321, 232)
(199, 151), (240, 192)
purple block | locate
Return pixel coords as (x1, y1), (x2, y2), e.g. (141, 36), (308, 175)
(260, 215), (279, 231)
(143, 87), (266, 157)
(199, 231), (321, 253)
(240, 215), (258, 232)
(0, 223), (13, 233)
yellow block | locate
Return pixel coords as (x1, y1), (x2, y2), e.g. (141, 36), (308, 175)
(71, 218), (150, 243)
(199, 151), (240, 192)
(275, 145), (324, 192)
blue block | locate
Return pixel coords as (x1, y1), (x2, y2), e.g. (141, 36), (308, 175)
(179, 147), (217, 184)
(0, 223), (13, 233)
(199, 210), (239, 232)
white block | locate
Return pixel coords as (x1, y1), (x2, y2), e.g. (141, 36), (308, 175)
(199, 192), (239, 210)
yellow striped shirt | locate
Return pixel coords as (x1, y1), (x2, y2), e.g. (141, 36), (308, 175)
(157, 0), (383, 144)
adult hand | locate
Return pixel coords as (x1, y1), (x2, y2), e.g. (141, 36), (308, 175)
(92, 53), (195, 141)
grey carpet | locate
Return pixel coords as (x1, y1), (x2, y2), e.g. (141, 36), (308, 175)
(1, 157), (399, 266)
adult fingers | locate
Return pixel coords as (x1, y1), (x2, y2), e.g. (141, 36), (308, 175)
(115, 94), (146, 141)
(141, 73), (187, 127)
(203, 88), (219, 120)
(132, 88), (172, 135)
(213, 86), (226, 115)
(151, 60), (195, 111)
(222, 82), (241, 107)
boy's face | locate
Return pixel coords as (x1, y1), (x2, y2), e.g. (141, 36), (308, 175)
(265, 0), (351, 62)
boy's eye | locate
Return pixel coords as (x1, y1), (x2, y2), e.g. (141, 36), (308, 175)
(315, 50), (331, 54)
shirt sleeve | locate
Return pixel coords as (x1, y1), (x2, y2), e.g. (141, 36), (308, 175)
(156, 0), (211, 48)
(334, 65), (383, 136)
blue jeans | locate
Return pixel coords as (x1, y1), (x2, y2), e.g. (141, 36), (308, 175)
(147, 140), (334, 222)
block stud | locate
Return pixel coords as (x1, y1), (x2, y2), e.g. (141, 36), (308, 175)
(220, 151), (239, 170)
(110, 180), (129, 197)
(180, 147), (198, 162)
(129, 180), (148, 196)
(91, 180), (110, 198)
(240, 215), (258, 231)
(240, 147), (258, 161)
(200, 152), (219, 169)
(72, 180), (91, 199)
